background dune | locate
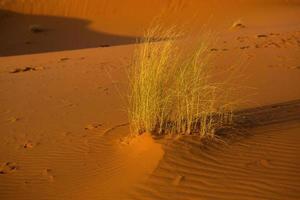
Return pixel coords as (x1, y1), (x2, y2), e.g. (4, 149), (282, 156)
(1, 0), (300, 56)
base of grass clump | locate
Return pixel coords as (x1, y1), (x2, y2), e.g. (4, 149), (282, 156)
(128, 24), (237, 138)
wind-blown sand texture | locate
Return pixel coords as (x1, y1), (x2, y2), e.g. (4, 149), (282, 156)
(0, 0), (300, 199)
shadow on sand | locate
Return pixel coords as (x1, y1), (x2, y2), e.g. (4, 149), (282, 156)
(0, 9), (138, 57)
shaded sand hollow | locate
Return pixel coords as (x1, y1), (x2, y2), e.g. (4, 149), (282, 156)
(0, 0), (300, 200)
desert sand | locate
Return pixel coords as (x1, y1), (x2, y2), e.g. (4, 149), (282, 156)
(0, 0), (300, 200)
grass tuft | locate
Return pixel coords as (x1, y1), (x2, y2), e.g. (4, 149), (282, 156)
(128, 24), (237, 138)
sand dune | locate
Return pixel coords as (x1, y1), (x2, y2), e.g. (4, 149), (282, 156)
(131, 122), (300, 200)
(1, 0), (300, 56)
(0, 0), (300, 199)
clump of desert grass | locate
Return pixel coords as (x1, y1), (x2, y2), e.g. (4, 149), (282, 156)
(128, 24), (237, 138)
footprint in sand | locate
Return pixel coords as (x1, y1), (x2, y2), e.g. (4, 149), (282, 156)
(25, 41), (32, 45)
(101, 87), (109, 95)
(231, 21), (246, 29)
(61, 131), (72, 137)
(0, 162), (18, 174)
(7, 117), (20, 123)
(59, 57), (70, 62)
(236, 36), (250, 42)
(254, 44), (261, 48)
(234, 23), (245, 29)
(99, 44), (110, 48)
(10, 67), (34, 73)
(42, 168), (55, 182)
(23, 141), (35, 149)
(268, 42), (281, 48)
(103, 123), (129, 135)
(245, 159), (271, 168)
(257, 34), (268, 38)
(240, 46), (250, 50)
(269, 33), (280, 36)
(85, 123), (102, 131)
(259, 159), (271, 168)
(172, 174), (185, 186)
(97, 86), (109, 94)
(10, 67), (37, 74)
(29, 24), (46, 33)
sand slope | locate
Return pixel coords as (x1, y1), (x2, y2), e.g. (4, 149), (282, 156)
(0, 46), (164, 199)
(131, 122), (300, 200)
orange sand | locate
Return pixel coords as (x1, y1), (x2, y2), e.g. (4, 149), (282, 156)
(0, 1), (300, 199)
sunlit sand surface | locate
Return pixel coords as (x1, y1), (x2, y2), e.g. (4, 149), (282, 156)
(0, 0), (300, 199)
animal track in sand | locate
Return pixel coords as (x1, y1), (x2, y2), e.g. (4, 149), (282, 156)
(9, 66), (44, 74)
(211, 32), (298, 51)
(0, 162), (18, 174)
(210, 48), (229, 51)
(231, 31), (300, 50)
(102, 123), (129, 135)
